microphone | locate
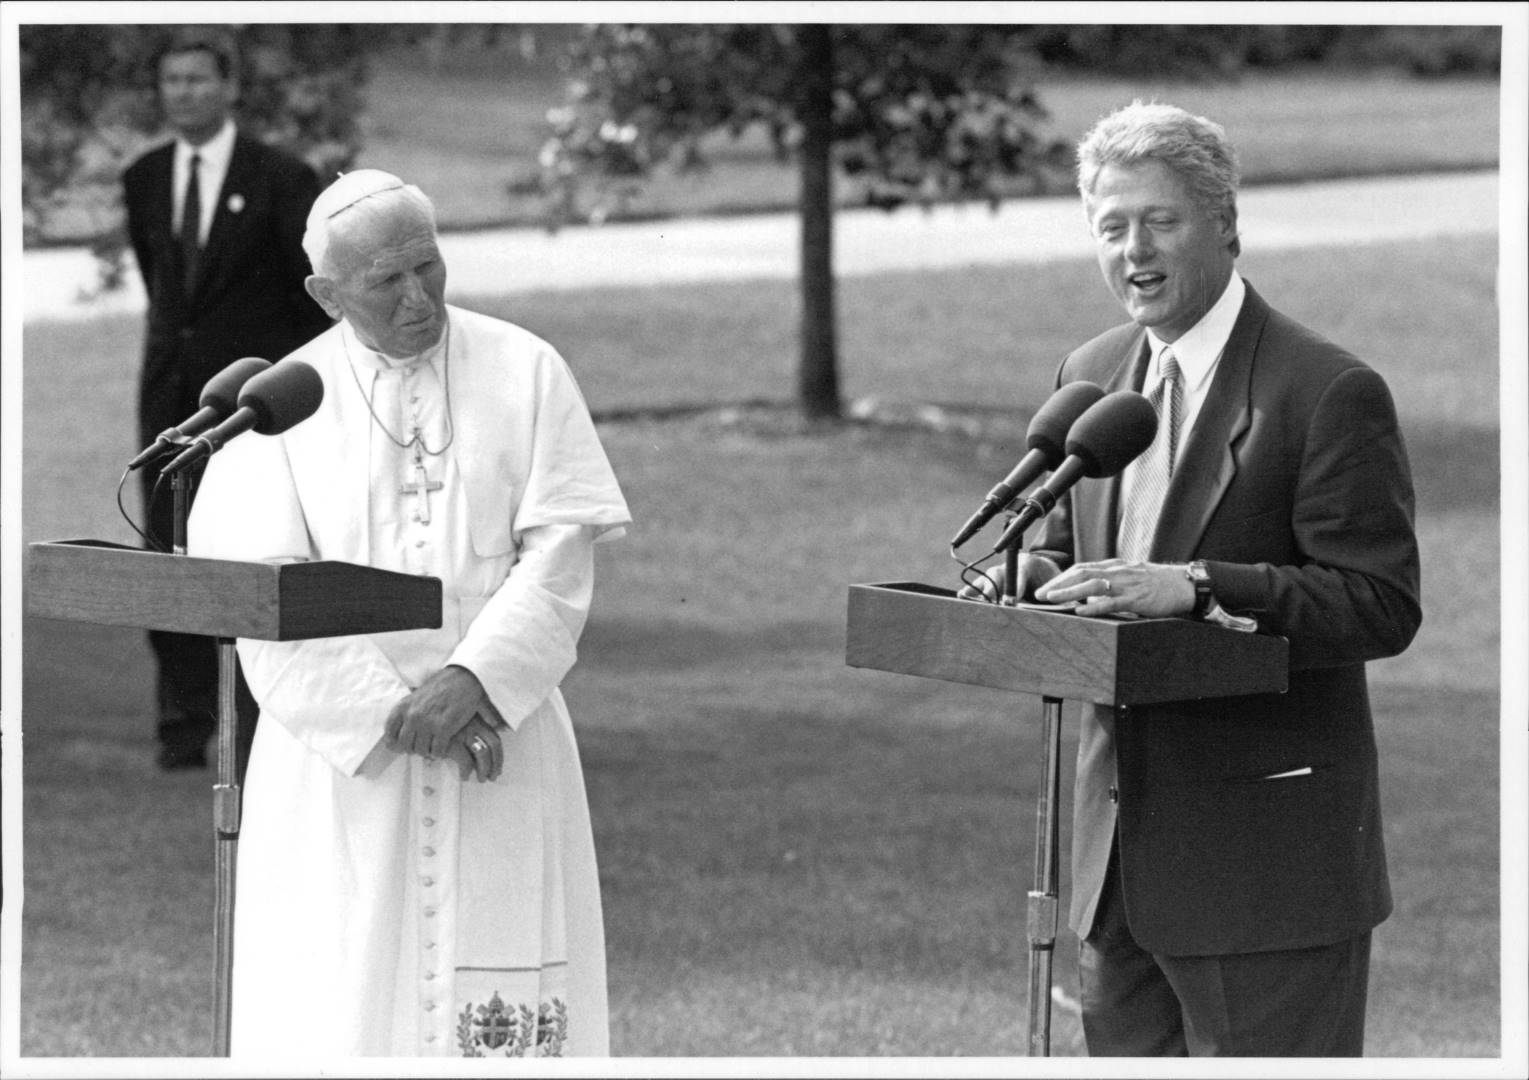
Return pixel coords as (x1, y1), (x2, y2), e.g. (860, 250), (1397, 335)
(127, 357), (271, 470)
(991, 389), (1159, 553)
(160, 361), (325, 475)
(949, 380), (1105, 549)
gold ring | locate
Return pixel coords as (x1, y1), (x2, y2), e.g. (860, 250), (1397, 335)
(1101, 579), (1112, 595)
(468, 736), (488, 755)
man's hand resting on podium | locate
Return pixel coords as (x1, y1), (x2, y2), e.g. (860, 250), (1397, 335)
(960, 555), (1198, 620)
(958, 553), (1062, 602)
(1036, 558), (1196, 618)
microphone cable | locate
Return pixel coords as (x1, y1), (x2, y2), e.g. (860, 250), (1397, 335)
(952, 544), (1003, 605)
(116, 465), (170, 553)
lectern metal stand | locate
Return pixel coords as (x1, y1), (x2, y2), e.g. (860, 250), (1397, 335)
(211, 638), (239, 1055)
(165, 470), (246, 1053)
(845, 581), (1288, 1055)
(1026, 695), (1063, 1056)
(27, 539), (443, 1055)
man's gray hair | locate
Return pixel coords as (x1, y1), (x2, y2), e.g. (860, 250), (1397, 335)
(303, 169), (438, 277)
(1077, 101), (1242, 256)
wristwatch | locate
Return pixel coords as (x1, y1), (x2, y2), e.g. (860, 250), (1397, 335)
(1185, 560), (1215, 619)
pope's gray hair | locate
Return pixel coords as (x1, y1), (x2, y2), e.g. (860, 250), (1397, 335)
(302, 174), (438, 278)
(1077, 101), (1242, 257)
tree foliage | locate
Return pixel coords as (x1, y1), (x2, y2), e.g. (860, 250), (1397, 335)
(1025, 23), (1501, 77)
(529, 24), (1073, 418)
(532, 24), (1071, 224)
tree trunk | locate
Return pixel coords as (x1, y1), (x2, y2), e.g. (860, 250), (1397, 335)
(796, 25), (840, 421)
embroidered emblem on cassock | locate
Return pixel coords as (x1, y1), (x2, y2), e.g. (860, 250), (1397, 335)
(456, 992), (567, 1057)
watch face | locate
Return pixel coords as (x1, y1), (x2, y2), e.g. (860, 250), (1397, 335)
(1187, 562), (1213, 616)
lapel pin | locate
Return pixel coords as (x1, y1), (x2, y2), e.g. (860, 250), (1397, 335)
(227, 193), (245, 214)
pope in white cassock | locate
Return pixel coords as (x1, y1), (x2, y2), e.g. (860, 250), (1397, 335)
(188, 170), (630, 1058)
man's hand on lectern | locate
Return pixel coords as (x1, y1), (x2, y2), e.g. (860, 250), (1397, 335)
(958, 553), (1062, 602)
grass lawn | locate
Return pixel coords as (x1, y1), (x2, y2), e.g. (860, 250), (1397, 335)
(16, 233), (1502, 1057)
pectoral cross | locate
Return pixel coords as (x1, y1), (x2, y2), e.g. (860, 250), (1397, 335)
(400, 448), (443, 525)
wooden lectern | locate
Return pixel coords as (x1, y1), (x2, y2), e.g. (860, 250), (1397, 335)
(26, 539), (443, 1056)
(845, 581), (1289, 1056)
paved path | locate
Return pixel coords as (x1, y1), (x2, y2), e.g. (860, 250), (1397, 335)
(21, 171), (1499, 324)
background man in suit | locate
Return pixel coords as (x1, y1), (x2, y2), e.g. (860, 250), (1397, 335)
(122, 27), (331, 769)
(999, 102), (1421, 1055)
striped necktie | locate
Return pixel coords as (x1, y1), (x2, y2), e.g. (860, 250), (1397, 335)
(1117, 350), (1182, 561)
(180, 153), (202, 295)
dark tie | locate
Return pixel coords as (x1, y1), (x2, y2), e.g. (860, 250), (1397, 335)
(1117, 350), (1182, 561)
(180, 153), (202, 295)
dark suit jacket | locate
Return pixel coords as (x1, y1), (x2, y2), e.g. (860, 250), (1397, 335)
(123, 131), (331, 438)
(1031, 280), (1421, 957)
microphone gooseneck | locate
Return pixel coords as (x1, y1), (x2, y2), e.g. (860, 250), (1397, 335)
(949, 380), (1105, 549)
(160, 361), (325, 475)
(990, 390), (1158, 553)
(127, 357), (272, 471)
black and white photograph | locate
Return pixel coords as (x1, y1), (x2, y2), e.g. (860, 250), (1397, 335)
(2, 1), (1524, 1074)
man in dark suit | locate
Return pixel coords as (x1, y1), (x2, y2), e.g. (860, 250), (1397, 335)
(122, 28), (331, 769)
(997, 102), (1421, 1055)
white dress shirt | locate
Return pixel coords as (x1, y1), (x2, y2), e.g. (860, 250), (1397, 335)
(1116, 271), (1258, 629)
(173, 118), (236, 244)
(1118, 270), (1246, 514)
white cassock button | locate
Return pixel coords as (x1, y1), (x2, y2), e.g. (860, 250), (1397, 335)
(423, 846), (436, 857)
(423, 786), (434, 797)
(424, 907), (437, 918)
(424, 971), (437, 981)
(422, 876), (435, 887)
(423, 817), (435, 827)
(424, 1002), (436, 1012)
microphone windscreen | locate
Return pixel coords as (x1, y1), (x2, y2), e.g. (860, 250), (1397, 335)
(238, 361), (326, 435)
(1066, 391), (1159, 477)
(1026, 380), (1105, 462)
(199, 357), (271, 416)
